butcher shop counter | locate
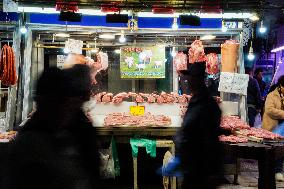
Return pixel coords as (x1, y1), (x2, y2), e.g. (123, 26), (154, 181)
(96, 126), (177, 143)
(223, 141), (284, 189)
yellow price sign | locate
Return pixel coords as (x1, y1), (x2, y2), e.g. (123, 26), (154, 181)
(130, 106), (145, 116)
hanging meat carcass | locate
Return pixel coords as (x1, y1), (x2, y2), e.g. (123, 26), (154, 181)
(205, 53), (220, 75)
(173, 52), (187, 71)
(188, 40), (206, 64)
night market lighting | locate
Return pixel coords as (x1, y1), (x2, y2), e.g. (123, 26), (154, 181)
(172, 18), (178, 30)
(200, 35), (216, 40)
(247, 46), (255, 61)
(259, 21), (267, 34)
(20, 26), (27, 34)
(271, 46), (284, 53)
(99, 34), (115, 40)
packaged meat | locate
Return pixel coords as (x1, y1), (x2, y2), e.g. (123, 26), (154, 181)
(188, 40), (206, 64)
(221, 40), (239, 73)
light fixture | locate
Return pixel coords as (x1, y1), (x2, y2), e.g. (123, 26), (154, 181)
(63, 48), (70, 54)
(271, 46), (284, 53)
(119, 30), (126, 43)
(171, 47), (177, 57)
(172, 17), (178, 30)
(250, 15), (260, 21)
(200, 35), (216, 40)
(259, 21), (267, 34)
(221, 21), (228, 32)
(247, 42), (255, 61)
(114, 49), (121, 54)
(91, 48), (99, 53)
(99, 34), (115, 39)
(20, 26), (27, 34)
(54, 33), (70, 38)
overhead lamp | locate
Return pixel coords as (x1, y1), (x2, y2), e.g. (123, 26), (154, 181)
(63, 48), (70, 54)
(171, 47), (177, 57)
(250, 15), (260, 21)
(119, 30), (126, 43)
(259, 21), (267, 34)
(20, 26), (27, 34)
(91, 48), (99, 53)
(99, 34), (115, 40)
(200, 35), (216, 40)
(221, 21), (228, 32)
(172, 17), (178, 30)
(54, 33), (70, 38)
(114, 49), (121, 54)
(247, 45), (255, 61)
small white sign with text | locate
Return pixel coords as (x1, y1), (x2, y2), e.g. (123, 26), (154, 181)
(218, 72), (249, 95)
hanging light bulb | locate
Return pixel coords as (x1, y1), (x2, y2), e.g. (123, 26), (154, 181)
(259, 21), (267, 34)
(114, 49), (121, 54)
(172, 17), (178, 30)
(221, 21), (228, 32)
(63, 48), (69, 54)
(119, 30), (126, 43)
(20, 26), (27, 34)
(247, 45), (255, 61)
(171, 47), (177, 57)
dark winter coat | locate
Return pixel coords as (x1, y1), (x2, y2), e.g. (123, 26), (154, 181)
(0, 111), (99, 189)
(175, 89), (223, 188)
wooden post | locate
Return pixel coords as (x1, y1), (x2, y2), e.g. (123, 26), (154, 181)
(133, 157), (138, 189)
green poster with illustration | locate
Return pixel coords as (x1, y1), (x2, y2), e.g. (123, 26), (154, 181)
(120, 46), (166, 78)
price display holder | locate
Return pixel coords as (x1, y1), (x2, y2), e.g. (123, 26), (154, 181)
(130, 106), (145, 116)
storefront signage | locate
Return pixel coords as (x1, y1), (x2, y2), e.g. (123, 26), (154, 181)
(130, 106), (145, 116)
(218, 72), (249, 95)
(120, 46), (166, 78)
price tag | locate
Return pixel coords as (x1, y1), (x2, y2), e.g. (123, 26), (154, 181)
(130, 106), (145, 116)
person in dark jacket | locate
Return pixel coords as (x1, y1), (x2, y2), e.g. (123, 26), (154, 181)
(254, 68), (266, 97)
(245, 67), (262, 127)
(1, 65), (99, 189)
(175, 62), (223, 189)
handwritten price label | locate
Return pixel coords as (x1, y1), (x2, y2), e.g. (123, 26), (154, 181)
(218, 72), (249, 95)
(130, 106), (145, 116)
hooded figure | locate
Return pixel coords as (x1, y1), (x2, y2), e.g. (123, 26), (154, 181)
(175, 62), (223, 189)
(1, 65), (99, 189)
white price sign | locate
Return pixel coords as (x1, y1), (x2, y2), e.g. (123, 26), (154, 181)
(218, 72), (249, 95)
(64, 39), (83, 54)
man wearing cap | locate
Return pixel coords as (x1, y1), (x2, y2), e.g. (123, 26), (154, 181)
(175, 62), (223, 189)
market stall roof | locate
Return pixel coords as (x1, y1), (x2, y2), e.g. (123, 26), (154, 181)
(6, 0), (266, 11)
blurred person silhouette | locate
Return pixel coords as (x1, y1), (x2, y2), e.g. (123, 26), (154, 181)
(254, 68), (267, 97)
(174, 62), (223, 189)
(245, 67), (262, 127)
(263, 75), (284, 181)
(1, 64), (99, 189)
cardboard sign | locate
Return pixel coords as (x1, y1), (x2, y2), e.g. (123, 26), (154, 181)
(218, 72), (249, 95)
(65, 39), (83, 54)
(130, 106), (145, 116)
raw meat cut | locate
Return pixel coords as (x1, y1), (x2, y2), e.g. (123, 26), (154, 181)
(104, 112), (171, 127)
(219, 135), (248, 143)
(188, 40), (206, 64)
(173, 52), (187, 71)
(220, 116), (250, 130)
(205, 53), (220, 75)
